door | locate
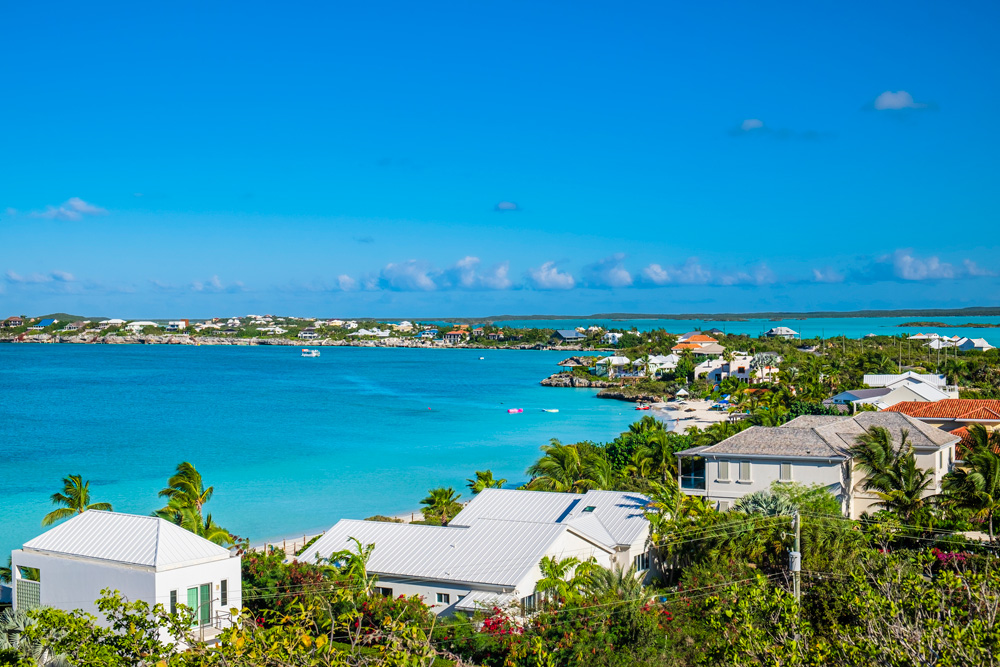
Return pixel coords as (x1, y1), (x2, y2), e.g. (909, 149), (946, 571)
(186, 588), (198, 626)
(199, 584), (211, 626)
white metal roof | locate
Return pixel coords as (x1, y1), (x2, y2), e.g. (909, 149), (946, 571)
(305, 518), (591, 588)
(450, 488), (650, 548)
(864, 372), (946, 388)
(454, 590), (516, 611)
(22, 511), (232, 570)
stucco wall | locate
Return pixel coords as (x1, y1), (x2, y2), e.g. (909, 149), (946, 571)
(701, 457), (845, 509)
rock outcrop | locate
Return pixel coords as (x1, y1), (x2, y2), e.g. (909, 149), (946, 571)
(540, 373), (615, 388)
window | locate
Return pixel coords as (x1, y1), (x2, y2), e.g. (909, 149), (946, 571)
(582, 506), (596, 513)
(220, 579), (228, 607)
(375, 587), (394, 597)
(718, 460), (730, 481)
(436, 593), (450, 604)
(457, 594), (466, 601)
(738, 461), (751, 482)
(633, 552), (650, 572)
(521, 592), (540, 613)
(779, 462), (792, 482)
(170, 590), (177, 614)
(718, 500), (731, 511)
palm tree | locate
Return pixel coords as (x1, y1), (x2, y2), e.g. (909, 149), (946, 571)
(639, 430), (679, 482)
(961, 424), (1000, 455)
(849, 427), (933, 521)
(42, 475), (112, 526)
(466, 470), (506, 494)
(534, 556), (597, 605)
(525, 439), (594, 492)
(327, 536), (377, 596)
(420, 487), (462, 525)
(585, 564), (644, 601)
(157, 462), (213, 515)
(583, 454), (619, 491)
(0, 557), (10, 585)
(627, 415), (664, 437)
(942, 445), (1000, 542)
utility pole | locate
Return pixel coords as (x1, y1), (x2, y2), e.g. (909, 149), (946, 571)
(790, 511), (801, 605)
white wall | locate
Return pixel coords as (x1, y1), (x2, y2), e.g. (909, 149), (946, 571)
(11, 551), (240, 643)
(695, 457), (846, 512)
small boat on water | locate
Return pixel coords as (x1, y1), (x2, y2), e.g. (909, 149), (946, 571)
(507, 408), (523, 414)
(479, 356), (485, 360)
(635, 404), (651, 411)
(542, 409), (559, 413)
(301, 348), (320, 358)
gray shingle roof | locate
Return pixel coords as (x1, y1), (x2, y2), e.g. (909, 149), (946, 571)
(699, 411), (957, 459)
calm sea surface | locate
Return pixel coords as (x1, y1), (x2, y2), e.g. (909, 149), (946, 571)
(495, 315), (1000, 346)
(0, 346), (640, 558)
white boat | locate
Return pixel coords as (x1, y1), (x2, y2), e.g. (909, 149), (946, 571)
(542, 409), (559, 413)
(301, 348), (320, 358)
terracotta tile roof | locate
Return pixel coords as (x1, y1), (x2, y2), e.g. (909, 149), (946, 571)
(685, 334), (718, 343)
(672, 342), (703, 350)
(884, 399), (1000, 421)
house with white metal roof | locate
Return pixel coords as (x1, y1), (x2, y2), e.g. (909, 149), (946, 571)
(594, 355), (631, 377)
(304, 489), (651, 615)
(10, 511), (241, 643)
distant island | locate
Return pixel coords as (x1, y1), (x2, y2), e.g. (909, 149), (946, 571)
(898, 321), (1000, 328)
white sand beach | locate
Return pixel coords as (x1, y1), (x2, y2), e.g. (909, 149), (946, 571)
(659, 399), (737, 431)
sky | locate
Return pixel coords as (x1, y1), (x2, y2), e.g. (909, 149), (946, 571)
(2, 1), (999, 318)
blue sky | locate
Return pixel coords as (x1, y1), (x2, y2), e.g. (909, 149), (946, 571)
(2, 1), (998, 318)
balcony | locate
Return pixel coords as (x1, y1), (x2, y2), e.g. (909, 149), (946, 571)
(680, 474), (706, 491)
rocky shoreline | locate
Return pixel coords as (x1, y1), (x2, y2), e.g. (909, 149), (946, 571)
(595, 389), (665, 403)
(539, 373), (616, 389)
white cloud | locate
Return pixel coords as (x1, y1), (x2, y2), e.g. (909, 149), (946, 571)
(741, 118), (764, 131)
(380, 260), (438, 291)
(811, 267), (844, 283)
(189, 275), (245, 293)
(448, 257), (511, 290)
(495, 201), (520, 212)
(891, 250), (954, 280)
(337, 274), (359, 291)
(584, 254), (633, 288)
(5, 270), (76, 284)
(718, 264), (775, 286)
(641, 258), (712, 285)
(30, 197), (108, 221)
(528, 261), (575, 290)
(50, 270), (76, 282)
(963, 259), (996, 277)
(873, 91), (926, 111)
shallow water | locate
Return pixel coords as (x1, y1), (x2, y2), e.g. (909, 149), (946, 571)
(0, 345), (640, 557)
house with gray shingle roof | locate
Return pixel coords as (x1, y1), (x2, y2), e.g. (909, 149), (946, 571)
(676, 412), (958, 517)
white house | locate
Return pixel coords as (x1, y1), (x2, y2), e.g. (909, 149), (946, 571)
(98, 319), (126, 329)
(863, 372), (958, 399)
(764, 327), (799, 339)
(632, 354), (678, 377)
(10, 511), (241, 643)
(695, 354), (754, 383)
(675, 411), (958, 518)
(304, 489), (651, 616)
(602, 332), (624, 345)
(957, 337), (996, 352)
(126, 321), (157, 332)
(594, 355), (631, 377)
(165, 320), (189, 331)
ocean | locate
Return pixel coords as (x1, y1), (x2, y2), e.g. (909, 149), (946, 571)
(0, 345), (640, 558)
(494, 315), (1000, 346)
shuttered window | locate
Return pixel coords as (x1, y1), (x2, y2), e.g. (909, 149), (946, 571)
(739, 461), (751, 482)
(170, 590), (177, 614)
(220, 580), (228, 607)
(780, 462), (792, 482)
(718, 460), (730, 481)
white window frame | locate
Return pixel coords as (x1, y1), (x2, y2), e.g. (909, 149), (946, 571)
(633, 552), (650, 572)
(436, 592), (450, 604)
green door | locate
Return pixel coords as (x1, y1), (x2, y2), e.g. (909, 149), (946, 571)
(199, 584), (211, 626)
(187, 588), (198, 626)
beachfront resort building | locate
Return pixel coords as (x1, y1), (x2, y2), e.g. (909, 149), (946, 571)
(674, 411), (958, 518)
(10, 511), (241, 643)
(304, 489), (651, 616)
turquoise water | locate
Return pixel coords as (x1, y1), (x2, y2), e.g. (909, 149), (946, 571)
(495, 316), (1000, 346)
(0, 346), (640, 558)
